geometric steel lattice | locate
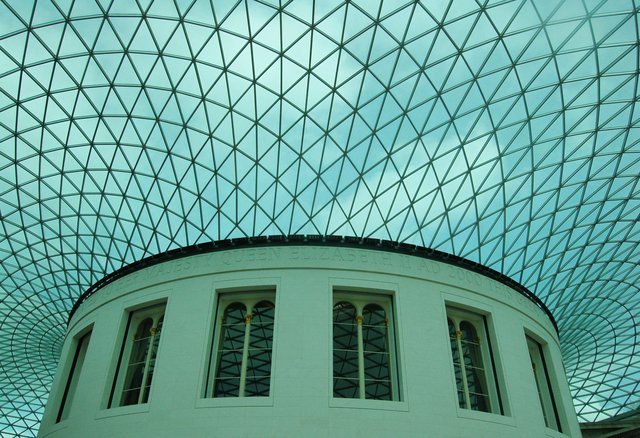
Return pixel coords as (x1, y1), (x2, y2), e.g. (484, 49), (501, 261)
(1, 1), (639, 435)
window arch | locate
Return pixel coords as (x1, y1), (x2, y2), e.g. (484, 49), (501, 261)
(208, 292), (275, 398)
(333, 302), (359, 398)
(245, 300), (275, 396)
(110, 302), (166, 408)
(362, 304), (391, 400)
(446, 306), (503, 414)
(333, 293), (398, 401)
(213, 302), (247, 397)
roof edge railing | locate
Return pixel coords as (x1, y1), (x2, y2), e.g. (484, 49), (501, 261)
(67, 234), (558, 333)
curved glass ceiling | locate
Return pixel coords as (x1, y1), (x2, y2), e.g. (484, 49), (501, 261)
(0, 0), (638, 435)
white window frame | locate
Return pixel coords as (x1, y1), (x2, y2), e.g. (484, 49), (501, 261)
(446, 306), (503, 414)
(332, 291), (400, 401)
(526, 334), (562, 432)
(109, 302), (166, 408)
(206, 290), (276, 398)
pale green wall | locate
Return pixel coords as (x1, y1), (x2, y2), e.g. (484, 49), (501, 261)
(39, 246), (581, 437)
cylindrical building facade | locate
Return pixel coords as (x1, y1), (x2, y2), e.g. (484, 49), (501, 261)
(39, 238), (581, 437)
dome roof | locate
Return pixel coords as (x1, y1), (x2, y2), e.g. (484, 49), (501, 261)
(0, 1), (638, 435)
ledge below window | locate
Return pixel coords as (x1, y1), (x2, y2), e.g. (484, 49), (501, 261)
(195, 396), (274, 409)
(329, 397), (409, 412)
(455, 407), (516, 427)
(95, 403), (150, 420)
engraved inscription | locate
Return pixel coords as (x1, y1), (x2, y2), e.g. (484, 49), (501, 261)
(74, 245), (548, 326)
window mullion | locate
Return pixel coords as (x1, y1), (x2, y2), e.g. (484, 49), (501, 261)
(239, 311), (253, 397)
(356, 314), (365, 400)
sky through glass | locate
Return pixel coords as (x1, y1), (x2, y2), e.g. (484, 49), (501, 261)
(0, 0), (639, 435)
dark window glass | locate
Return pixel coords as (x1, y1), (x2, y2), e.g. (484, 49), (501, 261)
(246, 301), (274, 397)
(333, 302), (359, 398)
(333, 297), (398, 401)
(110, 303), (165, 408)
(214, 303), (247, 397)
(362, 304), (390, 400)
(210, 295), (275, 398)
(447, 309), (500, 414)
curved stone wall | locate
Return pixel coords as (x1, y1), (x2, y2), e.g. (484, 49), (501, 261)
(39, 245), (580, 437)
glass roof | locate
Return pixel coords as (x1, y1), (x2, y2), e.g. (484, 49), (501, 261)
(0, 0), (638, 435)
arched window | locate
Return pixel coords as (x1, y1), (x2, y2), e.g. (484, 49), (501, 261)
(333, 302), (358, 398)
(208, 292), (275, 398)
(362, 304), (391, 400)
(213, 302), (247, 397)
(245, 300), (275, 396)
(459, 320), (488, 411)
(447, 307), (502, 414)
(110, 303), (166, 408)
(333, 293), (399, 401)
